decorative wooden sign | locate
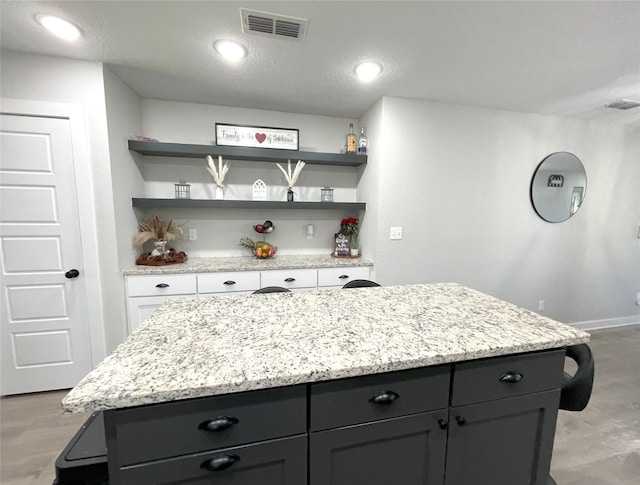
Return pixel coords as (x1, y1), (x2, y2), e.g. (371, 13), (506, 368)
(216, 123), (299, 150)
(253, 179), (267, 200)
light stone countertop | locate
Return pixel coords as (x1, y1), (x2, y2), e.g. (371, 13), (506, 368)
(62, 283), (589, 413)
(123, 254), (373, 275)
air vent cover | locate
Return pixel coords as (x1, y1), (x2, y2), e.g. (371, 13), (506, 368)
(605, 99), (640, 110)
(241, 8), (308, 40)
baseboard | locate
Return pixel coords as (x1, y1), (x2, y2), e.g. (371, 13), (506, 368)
(570, 315), (640, 331)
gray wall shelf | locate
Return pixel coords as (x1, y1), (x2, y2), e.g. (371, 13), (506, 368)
(128, 140), (367, 167)
(132, 198), (366, 211)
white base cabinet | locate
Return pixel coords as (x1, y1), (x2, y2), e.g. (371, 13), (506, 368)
(125, 266), (372, 334)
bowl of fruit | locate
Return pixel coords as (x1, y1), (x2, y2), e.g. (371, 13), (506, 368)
(240, 220), (278, 259)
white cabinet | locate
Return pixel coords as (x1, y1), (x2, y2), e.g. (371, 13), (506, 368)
(198, 271), (260, 295)
(261, 269), (318, 291)
(125, 266), (372, 335)
(317, 266), (371, 289)
(126, 274), (197, 333)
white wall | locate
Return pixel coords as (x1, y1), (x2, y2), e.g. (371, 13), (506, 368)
(362, 96), (640, 325)
(136, 100), (364, 257)
(103, 66), (145, 343)
(0, 50), (124, 351)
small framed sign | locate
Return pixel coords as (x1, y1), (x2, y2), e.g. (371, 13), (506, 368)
(216, 123), (299, 150)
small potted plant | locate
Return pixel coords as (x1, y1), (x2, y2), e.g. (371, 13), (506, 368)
(340, 217), (360, 257)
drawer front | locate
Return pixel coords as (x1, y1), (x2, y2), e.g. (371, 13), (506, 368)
(126, 274), (197, 297)
(451, 349), (565, 406)
(198, 271), (260, 294)
(310, 366), (450, 432)
(110, 386), (306, 466)
(117, 435), (307, 485)
(261, 269), (317, 289)
(317, 266), (371, 287)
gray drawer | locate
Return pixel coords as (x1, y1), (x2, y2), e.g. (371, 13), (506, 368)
(310, 366), (450, 431)
(451, 349), (565, 406)
(108, 385), (306, 466)
(117, 435), (307, 485)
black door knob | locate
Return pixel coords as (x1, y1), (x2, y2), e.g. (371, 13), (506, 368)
(65, 269), (80, 279)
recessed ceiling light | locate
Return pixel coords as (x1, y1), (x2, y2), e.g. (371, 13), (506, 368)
(355, 62), (383, 82)
(37, 15), (81, 41)
(214, 40), (247, 62)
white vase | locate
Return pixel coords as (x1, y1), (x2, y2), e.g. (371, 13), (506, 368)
(215, 185), (224, 200)
(350, 248), (359, 257)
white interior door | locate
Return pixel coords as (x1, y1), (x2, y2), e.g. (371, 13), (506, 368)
(0, 114), (93, 395)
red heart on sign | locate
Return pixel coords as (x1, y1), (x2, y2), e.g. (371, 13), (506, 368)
(255, 133), (267, 144)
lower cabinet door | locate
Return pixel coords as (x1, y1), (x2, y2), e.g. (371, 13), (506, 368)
(310, 410), (448, 485)
(117, 435), (306, 485)
(444, 389), (560, 485)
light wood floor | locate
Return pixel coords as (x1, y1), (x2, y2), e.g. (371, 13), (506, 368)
(1, 325), (638, 485)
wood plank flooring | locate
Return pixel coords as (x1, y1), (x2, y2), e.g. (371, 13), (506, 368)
(1, 325), (638, 484)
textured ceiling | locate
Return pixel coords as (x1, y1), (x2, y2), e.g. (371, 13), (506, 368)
(1, 1), (639, 126)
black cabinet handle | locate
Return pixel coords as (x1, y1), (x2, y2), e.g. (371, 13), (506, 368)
(369, 390), (400, 405)
(65, 269), (80, 279)
(223, 280), (236, 285)
(284, 277), (296, 282)
(155, 283), (170, 288)
(438, 419), (448, 430)
(201, 454), (240, 472)
(499, 371), (524, 383)
(455, 416), (467, 426)
(199, 416), (239, 432)
(338, 274), (349, 279)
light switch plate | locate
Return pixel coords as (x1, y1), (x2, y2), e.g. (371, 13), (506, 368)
(390, 227), (403, 240)
(188, 229), (198, 240)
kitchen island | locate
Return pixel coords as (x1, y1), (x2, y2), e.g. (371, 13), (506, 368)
(62, 283), (589, 484)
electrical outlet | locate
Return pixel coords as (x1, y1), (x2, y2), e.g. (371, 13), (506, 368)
(390, 227), (403, 240)
(538, 300), (545, 311)
(188, 229), (198, 241)
(636, 292), (640, 305)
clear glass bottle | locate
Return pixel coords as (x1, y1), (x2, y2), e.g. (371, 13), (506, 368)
(345, 123), (357, 154)
(357, 127), (368, 155)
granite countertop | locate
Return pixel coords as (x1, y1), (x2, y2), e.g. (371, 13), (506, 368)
(123, 254), (373, 275)
(62, 283), (589, 413)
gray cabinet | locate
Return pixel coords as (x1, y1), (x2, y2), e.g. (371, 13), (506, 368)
(445, 349), (565, 485)
(105, 386), (307, 485)
(310, 411), (447, 485)
(445, 390), (560, 485)
(102, 350), (565, 484)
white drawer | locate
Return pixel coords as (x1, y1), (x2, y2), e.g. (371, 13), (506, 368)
(317, 266), (371, 287)
(261, 269), (317, 289)
(126, 274), (197, 297)
(198, 271), (260, 294)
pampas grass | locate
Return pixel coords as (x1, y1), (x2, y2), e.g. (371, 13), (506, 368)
(133, 216), (184, 248)
(276, 159), (305, 187)
(206, 155), (230, 186)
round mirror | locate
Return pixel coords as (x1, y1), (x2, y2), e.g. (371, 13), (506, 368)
(530, 152), (586, 223)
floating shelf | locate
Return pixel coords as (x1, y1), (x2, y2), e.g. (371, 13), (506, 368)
(132, 198), (366, 211)
(128, 140), (367, 167)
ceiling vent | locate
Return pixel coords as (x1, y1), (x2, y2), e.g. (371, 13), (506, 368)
(605, 99), (640, 110)
(240, 8), (308, 40)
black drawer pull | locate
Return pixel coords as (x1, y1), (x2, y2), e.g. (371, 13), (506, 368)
(199, 416), (239, 432)
(499, 371), (524, 383)
(455, 416), (467, 426)
(438, 419), (448, 430)
(223, 280), (236, 285)
(155, 283), (170, 288)
(338, 274), (349, 279)
(284, 277), (296, 282)
(201, 454), (240, 472)
(369, 390), (400, 405)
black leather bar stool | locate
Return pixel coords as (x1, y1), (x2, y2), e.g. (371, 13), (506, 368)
(252, 286), (292, 294)
(342, 279), (381, 289)
(549, 343), (595, 485)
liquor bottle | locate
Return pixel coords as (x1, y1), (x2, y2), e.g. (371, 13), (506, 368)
(357, 127), (368, 155)
(345, 123), (357, 154)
